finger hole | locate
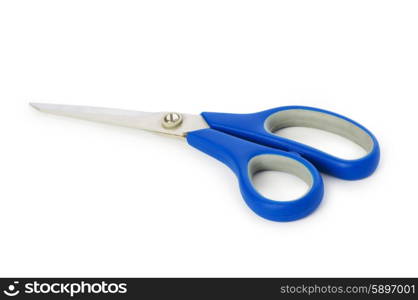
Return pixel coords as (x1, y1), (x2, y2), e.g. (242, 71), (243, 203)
(248, 154), (313, 202)
(275, 127), (367, 159)
(264, 109), (374, 160)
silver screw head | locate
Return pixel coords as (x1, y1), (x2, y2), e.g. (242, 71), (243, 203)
(162, 112), (183, 129)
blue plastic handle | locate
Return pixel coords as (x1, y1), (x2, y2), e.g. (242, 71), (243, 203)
(201, 106), (380, 180)
(186, 128), (324, 222)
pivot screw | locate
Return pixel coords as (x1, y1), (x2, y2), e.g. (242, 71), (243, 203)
(162, 112), (183, 129)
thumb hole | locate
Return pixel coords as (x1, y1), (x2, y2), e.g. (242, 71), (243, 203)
(248, 154), (314, 202)
(252, 170), (310, 202)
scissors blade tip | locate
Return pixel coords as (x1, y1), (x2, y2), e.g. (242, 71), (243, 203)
(29, 102), (42, 111)
(30, 102), (59, 113)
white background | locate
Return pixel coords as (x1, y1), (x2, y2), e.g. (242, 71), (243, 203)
(1, 0), (417, 277)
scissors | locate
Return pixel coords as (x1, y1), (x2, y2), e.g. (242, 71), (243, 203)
(31, 103), (380, 222)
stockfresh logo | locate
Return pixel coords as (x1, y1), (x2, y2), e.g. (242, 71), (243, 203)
(2, 280), (127, 297)
(3, 281), (20, 297)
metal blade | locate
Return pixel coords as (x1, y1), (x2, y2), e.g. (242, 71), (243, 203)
(30, 103), (209, 137)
